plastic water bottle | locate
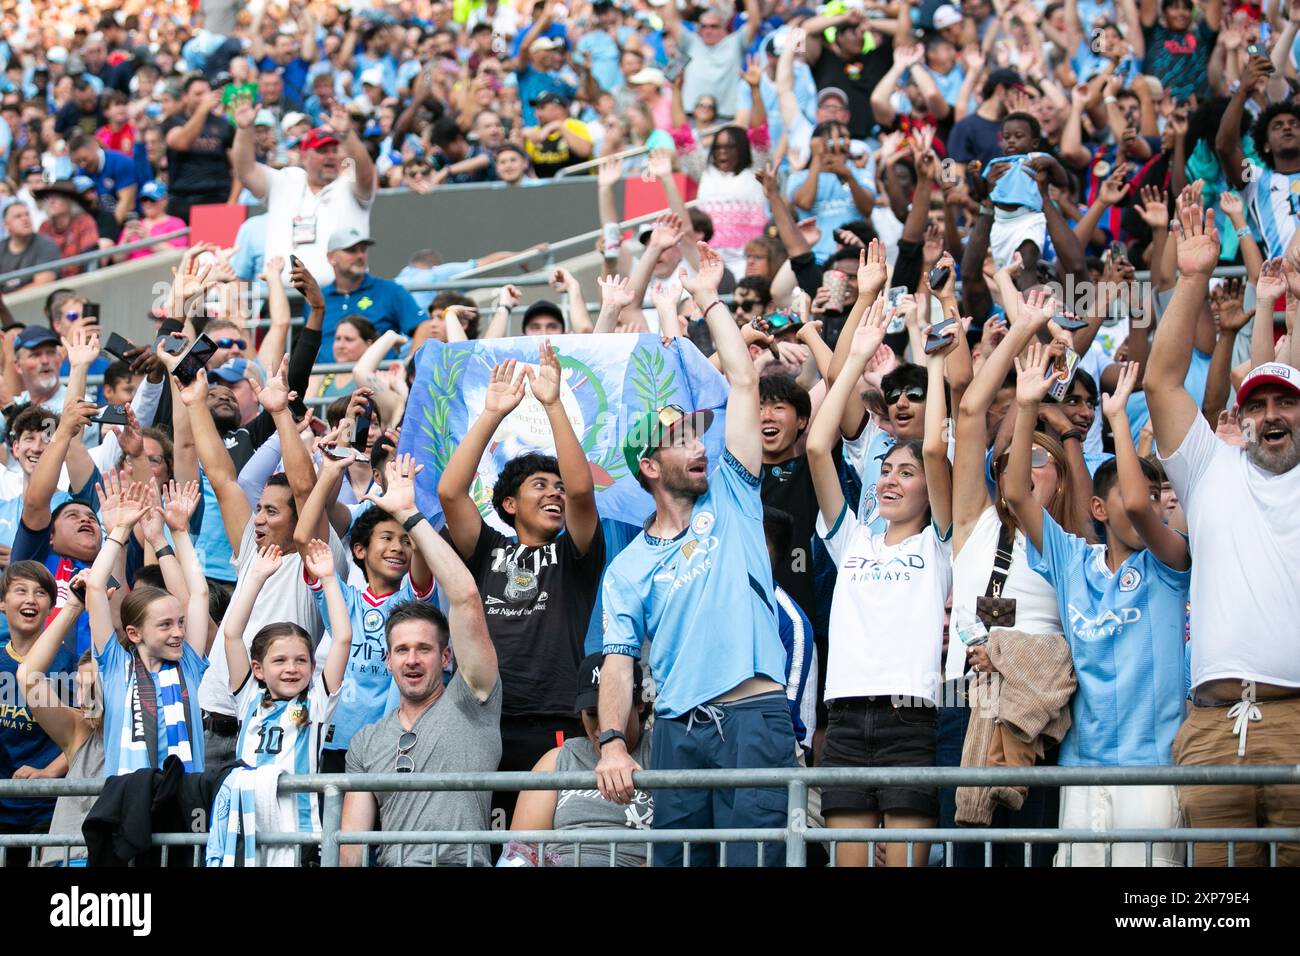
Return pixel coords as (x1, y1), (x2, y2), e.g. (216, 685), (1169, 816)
(952, 608), (988, 648)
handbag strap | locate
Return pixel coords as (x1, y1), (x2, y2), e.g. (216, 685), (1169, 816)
(983, 520), (1016, 600)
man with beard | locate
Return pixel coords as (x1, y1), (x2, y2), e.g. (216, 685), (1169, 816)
(1146, 200), (1300, 867)
(1217, 57), (1300, 259)
(10, 327), (67, 412)
(231, 96), (376, 285)
(595, 243), (794, 867)
(438, 340), (603, 824)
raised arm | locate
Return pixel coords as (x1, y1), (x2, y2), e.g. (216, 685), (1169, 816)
(525, 339), (598, 552)
(437, 359), (526, 558)
(1103, 361), (1190, 570)
(86, 482), (151, 655)
(373, 455), (497, 699)
(222, 543), (281, 692)
(23, 400), (94, 532)
(807, 299), (890, 528)
(681, 242), (761, 474)
(256, 257), (291, 372)
(1253, 258), (1286, 372)
(1004, 342), (1065, 553)
(180, 368), (252, 557)
(15, 589), (86, 753)
(304, 538), (354, 695)
(161, 479), (209, 655)
(1146, 199), (1218, 456)
(1218, 58), (1270, 189)
(923, 314), (964, 538)
(230, 93), (270, 200)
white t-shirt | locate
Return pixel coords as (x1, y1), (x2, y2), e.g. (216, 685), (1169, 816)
(818, 506), (952, 704)
(946, 505), (1064, 681)
(262, 162), (373, 286)
(1159, 414), (1300, 689)
(198, 519), (351, 716)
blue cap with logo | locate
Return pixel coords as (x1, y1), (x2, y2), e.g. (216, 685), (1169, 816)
(72, 175), (96, 194)
(140, 180), (168, 202)
(209, 358), (250, 383)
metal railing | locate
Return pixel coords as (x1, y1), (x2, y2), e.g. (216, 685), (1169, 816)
(0, 228), (190, 286)
(553, 124), (726, 179)
(0, 765), (1295, 868)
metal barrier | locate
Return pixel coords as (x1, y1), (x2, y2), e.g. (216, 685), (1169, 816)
(0, 766), (1295, 868)
(554, 124), (727, 179)
(0, 228), (190, 287)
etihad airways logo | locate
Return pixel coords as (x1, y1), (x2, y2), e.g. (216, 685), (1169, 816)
(842, 552), (926, 582)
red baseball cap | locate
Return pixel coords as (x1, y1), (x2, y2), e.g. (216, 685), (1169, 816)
(1237, 362), (1300, 404)
(299, 127), (340, 151)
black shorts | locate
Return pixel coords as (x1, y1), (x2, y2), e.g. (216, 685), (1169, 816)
(820, 696), (938, 818)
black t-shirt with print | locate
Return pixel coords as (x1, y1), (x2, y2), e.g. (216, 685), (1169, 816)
(810, 36), (894, 141)
(467, 523), (606, 717)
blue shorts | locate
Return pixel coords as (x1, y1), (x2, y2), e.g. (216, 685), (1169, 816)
(649, 690), (796, 867)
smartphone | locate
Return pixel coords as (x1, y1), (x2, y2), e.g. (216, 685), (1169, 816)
(928, 265), (951, 291)
(1048, 347), (1081, 402)
(91, 404), (129, 426)
(82, 302), (100, 322)
(290, 255), (303, 272)
(1108, 240), (1128, 264)
(1053, 312), (1088, 332)
(351, 399), (373, 454)
(1247, 43), (1274, 71)
(155, 334), (188, 356)
(323, 442), (355, 461)
(886, 285), (908, 334)
(664, 52), (692, 85)
(170, 333), (217, 386)
(823, 270), (849, 312)
(308, 416), (327, 437)
(923, 318), (958, 355)
(104, 332), (136, 361)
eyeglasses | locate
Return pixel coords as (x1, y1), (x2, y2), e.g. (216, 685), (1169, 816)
(885, 385), (925, 406)
(215, 337), (246, 350)
(1029, 446), (1050, 468)
(395, 730), (417, 773)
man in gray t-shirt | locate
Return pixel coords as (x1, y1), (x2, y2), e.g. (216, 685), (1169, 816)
(661, 0), (761, 118)
(339, 462), (502, 867)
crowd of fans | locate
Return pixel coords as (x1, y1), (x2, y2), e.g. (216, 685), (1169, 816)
(0, 0), (1297, 869)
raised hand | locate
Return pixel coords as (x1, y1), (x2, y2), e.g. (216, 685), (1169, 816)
(856, 239), (888, 300)
(850, 297), (890, 361)
(290, 258), (325, 310)
(680, 242), (724, 299)
(261, 255), (286, 286)
(1135, 184), (1169, 229)
(526, 339), (562, 406)
(929, 251), (957, 299)
(754, 162), (780, 200)
(484, 360), (527, 417)
(1218, 190), (1245, 226)
(1256, 257), (1287, 304)
(597, 155), (623, 188)
(136, 503), (165, 548)
(1210, 278), (1250, 332)
(364, 453), (423, 516)
(114, 481), (153, 531)
(1174, 200), (1221, 277)
(1098, 165), (1130, 206)
(231, 91), (258, 129)
(1017, 287), (1058, 329)
(252, 543), (284, 578)
(648, 212), (685, 252)
(597, 274), (635, 310)
(1101, 360), (1140, 420)
(303, 538), (336, 582)
(161, 478), (201, 532)
(177, 367), (210, 408)
(1014, 341), (1063, 408)
(254, 355), (297, 414)
(95, 469), (126, 532)
(63, 326), (101, 369)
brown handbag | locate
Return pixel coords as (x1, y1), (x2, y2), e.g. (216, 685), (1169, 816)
(975, 520), (1018, 630)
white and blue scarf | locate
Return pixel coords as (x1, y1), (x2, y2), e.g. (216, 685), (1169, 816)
(117, 654), (195, 775)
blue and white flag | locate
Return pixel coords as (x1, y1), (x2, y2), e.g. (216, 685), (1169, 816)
(399, 334), (729, 532)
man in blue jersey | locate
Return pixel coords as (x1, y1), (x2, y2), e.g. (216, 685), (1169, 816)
(1008, 360), (1191, 867)
(1218, 56), (1300, 259)
(295, 450), (435, 773)
(595, 241), (794, 868)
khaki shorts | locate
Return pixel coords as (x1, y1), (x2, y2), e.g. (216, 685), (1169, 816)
(1173, 696), (1300, 867)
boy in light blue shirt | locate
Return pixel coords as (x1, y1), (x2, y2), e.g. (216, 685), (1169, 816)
(1006, 358), (1191, 867)
(984, 112), (1066, 278)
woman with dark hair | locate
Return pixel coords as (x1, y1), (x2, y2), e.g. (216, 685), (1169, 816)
(308, 315), (378, 401)
(671, 66), (771, 279)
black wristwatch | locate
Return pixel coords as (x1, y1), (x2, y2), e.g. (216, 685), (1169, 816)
(598, 730), (627, 749)
(1060, 429), (1085, 443)
(403, 513), (426, 532)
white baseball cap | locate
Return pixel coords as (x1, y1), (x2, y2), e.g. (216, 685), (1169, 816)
(1237, 362), (1300, 404)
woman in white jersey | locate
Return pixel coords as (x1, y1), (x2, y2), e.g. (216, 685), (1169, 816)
(805, 294), (958, 867)
(947, 286), (1085, 866)
(221, 541), (352, 834)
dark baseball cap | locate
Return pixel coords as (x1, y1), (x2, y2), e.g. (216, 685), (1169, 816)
(14, 326), (59, 352)
(522, 300), (565, 329)
(530, 90), (571, 109)
(576, 652), (643, 712)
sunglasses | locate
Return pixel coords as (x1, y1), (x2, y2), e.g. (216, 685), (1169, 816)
(764, 311), (801, 332)
(885, 385), (925, 406)
(215, 337), (247, 350)
(395, 730), (417, 773)
(993, 446), (1051, 478)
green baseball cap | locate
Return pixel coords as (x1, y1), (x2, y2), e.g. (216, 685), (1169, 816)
(622, 404), (715, 480)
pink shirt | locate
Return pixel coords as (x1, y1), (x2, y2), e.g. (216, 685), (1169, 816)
(127, 216), (188, 260)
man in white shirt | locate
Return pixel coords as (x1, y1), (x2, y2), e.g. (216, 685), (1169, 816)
(231, 96), (377, 286)
(1145, 202), (1300, 867)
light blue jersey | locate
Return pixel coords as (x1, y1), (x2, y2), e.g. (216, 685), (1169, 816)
(312, 577), (434, 753)
(844, 416), (895, 535)
(235, 675), (338, 831)
(987, 153), (1046, 211)
(1027, 511), (1190, 766)
(97, 639), (208, 777)
(195, 472), (236, 583)
(1242, 163), (1300, 258)
(602, 451), (787, 719)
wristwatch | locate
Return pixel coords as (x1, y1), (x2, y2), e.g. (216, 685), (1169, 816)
(1060, 429), (1085, 443)
(598, 730), (627, 749)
